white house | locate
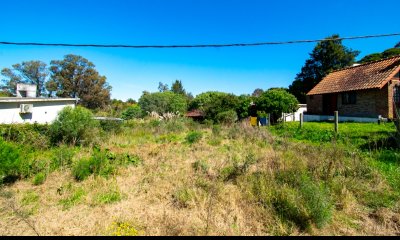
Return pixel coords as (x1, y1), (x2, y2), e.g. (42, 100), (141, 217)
(0, 84), (78, 124)
(282, 104), (307, 122)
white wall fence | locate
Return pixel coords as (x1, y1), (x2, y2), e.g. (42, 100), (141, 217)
(282, 104), (307, 122)
(303, 114), (383, 123)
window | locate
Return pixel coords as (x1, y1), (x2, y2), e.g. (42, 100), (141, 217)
(394, 85), (400, 104)
(342, 92), (356, 104)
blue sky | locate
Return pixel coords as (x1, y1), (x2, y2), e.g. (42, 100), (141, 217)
(1, 0), (399, 101)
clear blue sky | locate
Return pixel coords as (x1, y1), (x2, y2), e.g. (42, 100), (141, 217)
(1, 0), (399, 101)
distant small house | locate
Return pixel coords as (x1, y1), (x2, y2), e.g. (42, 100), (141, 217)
(0, 84), (78, 124)
(185, 109), (205, 121)
(306, 55), (400, 121)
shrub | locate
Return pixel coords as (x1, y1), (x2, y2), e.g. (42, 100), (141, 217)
(32, 172), (46, 185)
(99, 120), (123, 133)
(72, 148), (117, 181)
(121, 105), (143, 120)
(49, 106), (100, 146)
(0, 139), (22, 183)
(51, 145), (76, 170)
(72, 158), (92, 181)
(216, 110), (238, 125)
(185, 131), (203, 144)
(0, 124), (50, 149)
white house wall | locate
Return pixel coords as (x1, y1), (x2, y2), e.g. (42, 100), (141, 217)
(282, 105), (308, 122)
(0, 101), (76, 124)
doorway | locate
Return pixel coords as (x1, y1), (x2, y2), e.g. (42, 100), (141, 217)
(322, 94), (338, 115)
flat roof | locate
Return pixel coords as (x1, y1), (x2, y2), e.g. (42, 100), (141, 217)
(0, 97), (79, 103)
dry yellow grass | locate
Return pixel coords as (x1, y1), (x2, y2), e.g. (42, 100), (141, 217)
(0, 121), (399, 236)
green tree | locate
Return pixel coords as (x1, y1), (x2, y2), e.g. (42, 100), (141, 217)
(236, 94), (252, 120)
(50, 54), (111, 109)
(189, 91), (228, 111)
(358, 53), (382, 63)
(138, 91), (187, 114)
(121, 105), (143, 120)
(359, 42), (400, 64)
(203, 93), (239, 123)
(255, 89), (299, 124)
(126, 98), (136, 104)
(252, 88), (264, 97)
(1, 61), (48, 96)
(288, 34), (359, 103)
(158, 82), (169, 92)
(171, 80), (186, 95)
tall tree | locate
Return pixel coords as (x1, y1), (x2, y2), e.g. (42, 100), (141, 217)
(252, 88), (264, 97)
(50, 54), (111, 109)
(158, 82), (169, 92)
(171, 80), (186, 95)
(1, 61), (48, 96)
(288, 34), (359, 103)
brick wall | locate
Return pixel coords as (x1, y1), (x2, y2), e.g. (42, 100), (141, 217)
(337, 89), (382, 118)
(306, 94), (323, 114)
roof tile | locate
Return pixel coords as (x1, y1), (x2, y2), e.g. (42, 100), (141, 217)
(307, 55), (400, 95)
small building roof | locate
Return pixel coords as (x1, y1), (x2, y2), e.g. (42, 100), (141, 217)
(307, 55), (400, 95)
(0, 97), (79, 103)
(185, 109), (205, 117)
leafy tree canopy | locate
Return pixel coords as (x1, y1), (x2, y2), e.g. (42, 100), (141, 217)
(1, 61), (48, 96)
(138, 91), (187, 115)
(288, 34), (359, 103)
(358, 42), (400, 64)
(255, 89), (299, 124)
(50, 54), (111, 109)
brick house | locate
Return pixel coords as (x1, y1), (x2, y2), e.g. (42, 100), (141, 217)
(306, 55), (400, 119)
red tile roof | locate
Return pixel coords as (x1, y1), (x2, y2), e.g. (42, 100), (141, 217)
(185, 109), (204, 117)
(307, 55), (400, 95)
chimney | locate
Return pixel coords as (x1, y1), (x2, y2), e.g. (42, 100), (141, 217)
(16, 84), (37, 98)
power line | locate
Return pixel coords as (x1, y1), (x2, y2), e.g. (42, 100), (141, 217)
(1, 33), (399, 49)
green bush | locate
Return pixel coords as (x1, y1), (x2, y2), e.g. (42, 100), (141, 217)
(49, 106), (100, 146)
(32, 172), (46, 185)
(72, 147), (117, 181)
(121, 105), (143, 120)
(99, 120), (123, 133)
(185, 131), (203, 144)
(216, 110), (238, 125)
(51, 145), (76, 170)
(0, 124), (50, 149)
(0, 139), (22, 183)
(72, 158), (92, 181)
(255, 89), (299, 124)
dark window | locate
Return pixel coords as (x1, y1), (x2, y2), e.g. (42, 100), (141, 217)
(342, 92), (356, 104)
(395, 86), (400, 102)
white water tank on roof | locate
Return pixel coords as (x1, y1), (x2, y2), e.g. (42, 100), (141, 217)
(16, 84), (37, 98)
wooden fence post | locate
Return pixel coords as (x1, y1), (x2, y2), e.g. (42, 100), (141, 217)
(334, 111), (339, 133)
(300, 113), (303, 128)
(268, 113), (271, 126)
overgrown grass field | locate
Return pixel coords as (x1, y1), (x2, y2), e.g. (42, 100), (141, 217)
(0, 119), (399, 236)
